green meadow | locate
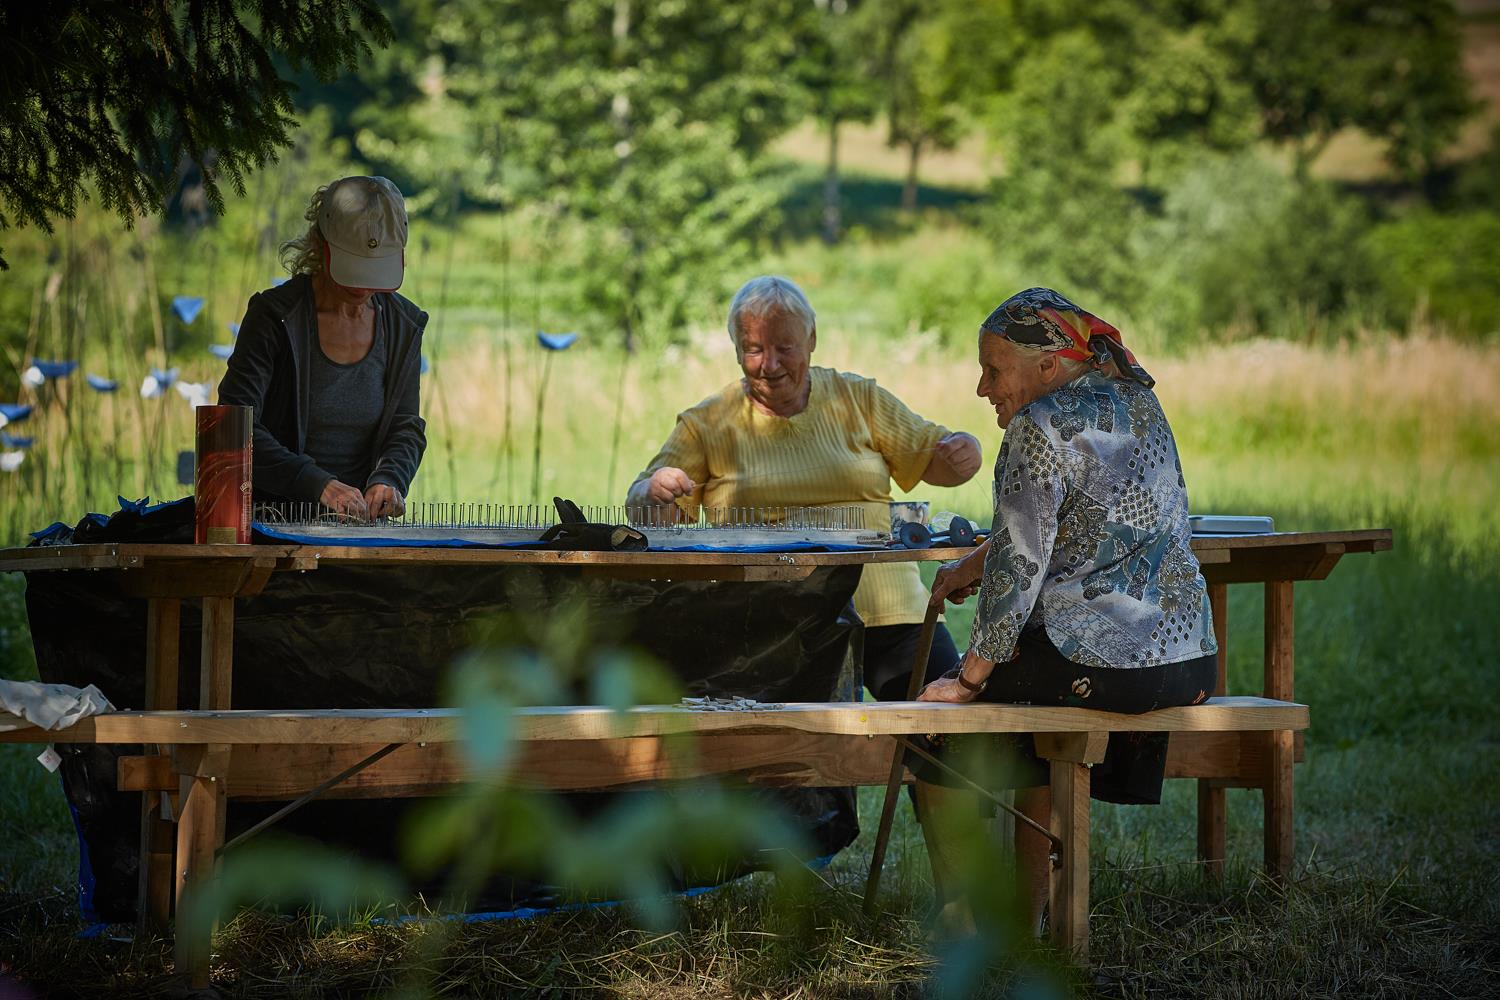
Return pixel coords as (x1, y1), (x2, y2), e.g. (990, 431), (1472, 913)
(1, 217), (1496, 995)
(2, 33), (1499, 989)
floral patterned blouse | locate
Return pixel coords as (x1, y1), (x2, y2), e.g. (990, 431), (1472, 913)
(971, 371), (1216, 669)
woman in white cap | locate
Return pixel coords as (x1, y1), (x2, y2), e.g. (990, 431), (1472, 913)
(220, 176), (427, 518)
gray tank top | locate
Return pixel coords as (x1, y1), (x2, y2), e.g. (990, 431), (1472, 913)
(304, 313), (387, 489)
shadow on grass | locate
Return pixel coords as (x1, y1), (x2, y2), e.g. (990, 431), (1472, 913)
(775, 164), (986, 242)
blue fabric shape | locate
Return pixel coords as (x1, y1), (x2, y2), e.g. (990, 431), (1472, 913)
(371, 852), (835, 926)
(68, 800), (101, 924)
(419, 355), (430, 375)
(537, 331), (579, 351)
(208, 344), (235, 360)
(0, 432), (33, 448)
(32, 359), (79, 378)
(252, 520), (878, 553)
(171, 296), (205, 325)
(228, 322), (240, 338)
(85, 374), (119, 392)
(116, 495), (190, 516)
(0, 403), (33, 423)
(271, 277), (288, 287)
(30, 521), (74, 543)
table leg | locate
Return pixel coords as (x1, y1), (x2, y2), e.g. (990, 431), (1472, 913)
(137, 597), (180, 936)
(1197, 582), (1229, 879)
(1263, 580), (1295, 880)
(200, 596), (235, 710)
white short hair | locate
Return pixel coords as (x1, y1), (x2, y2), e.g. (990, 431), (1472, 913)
(727, 275), (816, 343)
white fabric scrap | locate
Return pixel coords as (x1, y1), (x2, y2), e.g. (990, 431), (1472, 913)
(0, 679), (115, 732)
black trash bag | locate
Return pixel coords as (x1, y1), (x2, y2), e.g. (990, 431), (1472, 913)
(24, 542), (865, 920)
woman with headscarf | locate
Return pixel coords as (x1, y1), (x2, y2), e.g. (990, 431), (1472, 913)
(916, 287), (1218, 933)
(219, 175), (427, 519)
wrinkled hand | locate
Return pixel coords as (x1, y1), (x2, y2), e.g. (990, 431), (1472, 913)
(364, 483), (405, 519)
(929, 548), (985, 609)
(933, 432), (982, 482)
(320, 479), (369, 519)
(646, 467), (696, 505)
(917, 674), (979, 704)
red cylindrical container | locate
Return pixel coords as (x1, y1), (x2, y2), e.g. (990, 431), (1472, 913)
(195, 404), (253, 544)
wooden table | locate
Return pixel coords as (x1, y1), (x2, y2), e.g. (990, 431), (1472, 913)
(0, 529), (1389, 965)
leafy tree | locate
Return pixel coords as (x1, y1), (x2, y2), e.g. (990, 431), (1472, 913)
(1247, 0), (1475, 183)
(988, 29), (1141, 304)
(419, 0), (820, 351)
(0, 1), (393, 270)
(802, 1), (880, 244)
(863, 0), (1013, 213)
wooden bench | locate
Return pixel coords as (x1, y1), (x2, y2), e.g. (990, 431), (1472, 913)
(2, 694), (1308, 984)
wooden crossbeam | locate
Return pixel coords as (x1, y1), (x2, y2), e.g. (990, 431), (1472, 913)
(0, 697), (1308, 747)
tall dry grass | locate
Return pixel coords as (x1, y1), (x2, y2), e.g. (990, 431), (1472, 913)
(4, 309), (1497, 549)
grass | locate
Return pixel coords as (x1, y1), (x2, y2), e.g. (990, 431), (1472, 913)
(2, 143), (1498, 997)
(2, 354), (1498, 994)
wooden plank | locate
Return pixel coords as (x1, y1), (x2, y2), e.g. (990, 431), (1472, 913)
(1200, 543), (1349, 585)
(1, 697), (1311, 746)
(1187, 529), (1390, 553)
(0, 530), (1392, 576)
(1263, 579), (1295, 879)
(1264, 582), (1295, 702)
(173, 745), (228, 990)
(138, 597), (182, 935)
(1046, 758), (1091, 960)
(1265, 729), (1295, 882)
(1034, 731), (1107, 764)
(116, 729), (1302, 797)
(1198, 582), (1230, 879)
(199, 597), (235, 711)
(579, 564), (817, 583)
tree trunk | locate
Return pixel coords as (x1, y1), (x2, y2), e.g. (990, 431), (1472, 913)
(822, 118), (841, 245)
(613, 0), (636, 352)
(902, 140), (922, 213)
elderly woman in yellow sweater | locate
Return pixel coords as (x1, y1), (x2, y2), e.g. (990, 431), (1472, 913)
(626, 275), (983, 701)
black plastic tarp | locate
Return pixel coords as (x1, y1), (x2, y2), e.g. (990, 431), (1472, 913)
(26, 516), (865, 922)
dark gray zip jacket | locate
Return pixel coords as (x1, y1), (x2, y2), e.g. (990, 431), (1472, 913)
(219, 274), (428, 502)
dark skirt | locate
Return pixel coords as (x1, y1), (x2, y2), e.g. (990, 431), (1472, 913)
(863, 621), (961, 702)
(911, 629), (1219, 805)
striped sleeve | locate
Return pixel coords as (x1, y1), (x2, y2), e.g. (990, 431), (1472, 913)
(631, 413), (710, 514)
(861, 379), (948, 492)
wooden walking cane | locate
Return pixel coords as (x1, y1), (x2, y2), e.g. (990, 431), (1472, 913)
(863, 602), (940, 915)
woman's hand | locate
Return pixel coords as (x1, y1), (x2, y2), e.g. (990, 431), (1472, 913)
(364, 483), (405, 519)
(921, 432), (983, 486)
(645, 467), (696, 505)
(319, 479), (369, 519)
(928, 539), (989, 609)
(917, 650), (994, 703)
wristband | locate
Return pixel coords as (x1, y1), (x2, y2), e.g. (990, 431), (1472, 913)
(943, 666), (987, 695)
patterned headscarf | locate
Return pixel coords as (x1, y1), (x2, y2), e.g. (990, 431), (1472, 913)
(980, 287), (1154, 388)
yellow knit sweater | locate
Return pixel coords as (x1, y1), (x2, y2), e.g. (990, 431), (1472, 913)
(632, 367), (948, 627)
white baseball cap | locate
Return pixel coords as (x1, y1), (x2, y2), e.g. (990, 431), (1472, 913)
(317, 176), (408, 291)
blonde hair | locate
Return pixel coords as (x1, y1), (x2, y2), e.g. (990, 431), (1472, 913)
(278, 185), (330, 276)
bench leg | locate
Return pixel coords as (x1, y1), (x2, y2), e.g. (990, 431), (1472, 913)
(138, 597), (180, 936)
(1197, 582), (1229, 879)
(1036, 732), (1107, 962)
(1263, 580), (1295, 880)
(174, 745), (229, 990)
